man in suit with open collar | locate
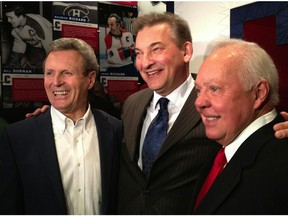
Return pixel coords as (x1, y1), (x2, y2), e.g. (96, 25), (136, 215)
(193, 38), (288, 214)
(0, 38), (122, 214)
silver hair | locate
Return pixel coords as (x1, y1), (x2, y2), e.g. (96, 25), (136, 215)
(44, 37), (99, 76)
(209, 38), (279, 106)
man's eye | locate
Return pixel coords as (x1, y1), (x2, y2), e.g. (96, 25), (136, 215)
(135, 51), (140, 56)
(211, 86), (219, 92)
(45, 71), (53, 76)
(152, 47), (163, 54)
(63, 71), (73, 76)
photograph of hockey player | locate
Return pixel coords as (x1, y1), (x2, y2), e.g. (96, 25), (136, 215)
(104, 13), (137, 77)
(3, 4), (52, 70)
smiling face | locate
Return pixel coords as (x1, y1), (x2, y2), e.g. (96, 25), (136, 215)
(195, 47), (258, 146)
(44, 50), (96, 121)
(135, 23), (192, 96)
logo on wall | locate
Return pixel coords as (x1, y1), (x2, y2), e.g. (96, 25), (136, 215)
(63, 3), (90, 22)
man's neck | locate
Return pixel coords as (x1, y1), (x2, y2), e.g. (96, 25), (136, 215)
(110, 30), (122, 38)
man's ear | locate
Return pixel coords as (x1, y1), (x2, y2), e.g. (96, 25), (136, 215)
(88, 71), (97, 90)
(253, 80), (269, 109)
(182, 41), (193, 63)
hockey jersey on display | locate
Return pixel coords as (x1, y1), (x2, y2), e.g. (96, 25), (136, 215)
(104, 30), (134, 68)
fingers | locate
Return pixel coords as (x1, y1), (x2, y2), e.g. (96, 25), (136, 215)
(41, 105), (50, 113)
(274, 112), (288, 139)
(25, 105), (50, 118)
(280, 111), (288, 120)
(274, 130), (286, 139)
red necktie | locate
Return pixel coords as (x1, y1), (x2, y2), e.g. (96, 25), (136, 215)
(194, 147), (227, 210)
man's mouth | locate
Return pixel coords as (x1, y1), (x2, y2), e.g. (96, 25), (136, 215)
(147, 69), (162, 76)
(205, 116), (220, 121)
(53, 90), (69, 96)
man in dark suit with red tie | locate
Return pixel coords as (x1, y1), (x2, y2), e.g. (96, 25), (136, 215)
(193, 38), (288, 214)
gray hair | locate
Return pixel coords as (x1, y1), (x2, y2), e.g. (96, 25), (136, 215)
(44, 38), (99, 76)
(210, 38), (279, 106)
(132, 12), (192, 49)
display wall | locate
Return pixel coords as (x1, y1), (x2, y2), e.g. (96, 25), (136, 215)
(230, 1), (288, 112)
(0, 1), (173, 123)
(1, 1), (287, 123)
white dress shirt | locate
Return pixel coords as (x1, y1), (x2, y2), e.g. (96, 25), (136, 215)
(225, 109), (277, 162)
(138, 75), (195, 169)
(51, 105), (102, 215)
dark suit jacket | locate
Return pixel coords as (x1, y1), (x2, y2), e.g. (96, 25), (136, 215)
(193, 114), (288, 214)
(0, 108), (123, 215)
(117, 86), (220, 214)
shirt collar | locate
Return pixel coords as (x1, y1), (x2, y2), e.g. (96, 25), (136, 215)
(152, 74), (195, 110)
(51, 104), (93, 134)
(225, 108), (277, 162)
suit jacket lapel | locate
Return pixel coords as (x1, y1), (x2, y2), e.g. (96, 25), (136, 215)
(34, 108), (118, 214)
(124, 86), (202, 160)
(195, 114), (283, 214)
(159, 87), (202, 157)
(124, 89), (153, 160)
(32, 110), (66, 210)
(196, 161), (241, 213)
(92, 109), (114, 213)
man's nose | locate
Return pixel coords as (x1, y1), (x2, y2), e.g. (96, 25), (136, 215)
(195, 90), (210, 109)
(53, 74), (64, 86)
(142, 52), (154, 69)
